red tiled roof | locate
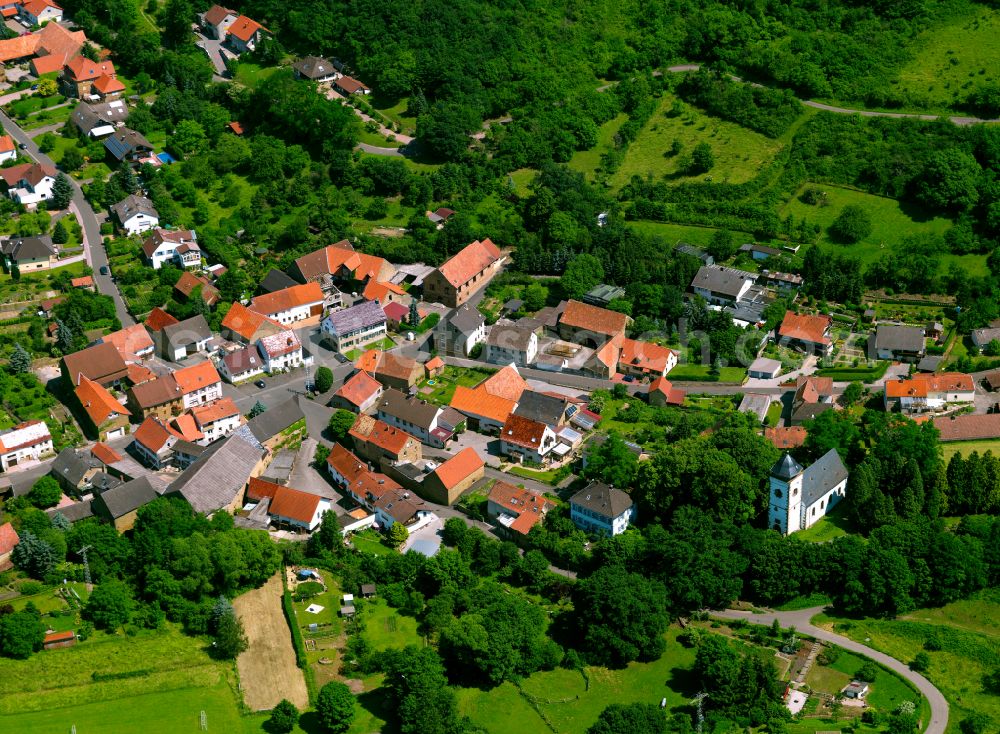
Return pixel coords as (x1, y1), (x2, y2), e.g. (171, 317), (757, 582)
(362, 279), (406, 304)
(142, 228), (196, 258)
(174, 272), (219, 305)
(270, 486), (321, 524)
(487, 481), (549, 535)
(64, 57), (115, 82)
(21, 0), (61, 16)
(560, 300), (629, 337)
(765, 426), (807, 449)
(437, 239), (501, 288)
(227, 121), (244, 135)
(249, 282), (323, 316)
(349, 414), (417, 456)
(102, 323), (154, 360)
(383, 301), (408, 322)
(885, 373), (975, 399)
(144, 307), (179, 332)
(620, 338), (675, 374)
(133, 416), (180, 452)
(222, 302), (281, 341)
(450, 385), (516, 424)
(90, 442), (122, 465)
(648, 376), (685, 405)
(795, 375), (834, 404)
(335, 76), (368, 94)
(191, 397), (239, 427)
(0, 162), (57, 187)
(431, 447), (483, 490)
(92, 75), (125, 94)
(779, 311), (832, 346)
(0, 135), (13, 153)
(227, 14), (268, 42)
(479, 364), (527, 402)
(71, 275), (94, 288)
(931, 414), (1000, 442)
(326, 443), (369, 484)
(247, 476), (281, 501)
(43, 630), (75, 644)
(501, 414), (549, 450)
(170, 413), (204, 442)
(424, 356), (444, 371)
(335, 371), (382, 408)
(203, 4), (235, 26)
(173, 361), (221, 395)
(258, 330), (301, 358)
(126, 363), (156, 386)
(0, 521), (19, 556)
(75, 374), (128, 426)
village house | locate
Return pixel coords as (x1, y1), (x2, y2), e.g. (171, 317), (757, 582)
(424, 356), (445, 379)
(330, 370), (383, 414)
(0, 162), (57, 206)
(71, 99), (128, 138)
(92, 476), (160, 533)
(486, 323), (538, 367)
(141, 229), (200, 270)
(449, 364), (527, 433)
(738, 393), (772, 424)
(435, 303), (486, 356)
(0, 420), (54, 471)
(257, 330), (306, 373)
(373, 485), (431, 530)
(174, 360), (223, 408)
(249, 282), (324, 326)
(112, 194), (159, 235)
(0, 135), (14, 164)
(268, 484), (331, 532)
(144, 306), (179, 335)
(100, 322), (156, 362)
(61, 342), (129, 388)
(420, 447), (485, 505)
(51, 447), (108, 495)
(500, 413), (558, 464)
(765, 426), (807, 450)
(557, 299), (629, 348)
(224, 14), (269, 54)
(618, 338), (678, 378)
(0, 234), (56, 271)
(376, 389), (443, 445)
(127, 375), (183, 420)
(218, 347), (265, 383)
(19, 0), (63, 25)
(768, 450), (848, 535)
(61, 57), (123, 99)
(0, 522), (19, 569)
(157, 315), (213, 362)
(220, 302), (283, 345)
(354, 350), (424, 392)
(362, 279), (409, 307)
(326, 442), (372, 496)
(349, 414), (422, 466)
(320, 300), (387, 353)
(293, 55), (340, 83)
(791, 375), (835, 425)
(777, 312), (833, 355)
(426, 207), (455, 228)
(74, 374), (130, 440)
(289, 240), (396, 292)
(870, 324), (926, 363)
(382, 301), (410, 332)
(690, 265), (757, 305)
(104, 127), (153, 164)
(487, 481), (551, 539)
(883, 373), (976, 414)
(648, 377), (685, 407)
(131, 416), (181, 469)
(168, 433), (266, 515)
(174, 272), (220, 306)
(190, 397), (241, 445)
(333, 76), (371, 96)
(512, 390), (574, 430)
(933, 413), (1000, 442)
(423, 238), (504, 308)
(570, 481), (635, 537)
(971, 327), (1000, 354)
(200, 4), (238, 39)
(0, 16), (80, 71)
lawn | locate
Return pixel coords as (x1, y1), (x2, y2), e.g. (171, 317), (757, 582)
(567, 113), (627, 181)
(627, 220), (756, 249)
(813, 589), (1000, 733)
(363, 598), (423, 650)
(457, 627), (699, 734)
(609, 94), (786, 190)
(507, 168), (537, 196)
(893, 5), (1000, 114)
(233, 63), (280, 90)
(780, 183), (986, 275)
(667, 364), (747, 383)
(940, 438), (1000, 462)
(795, 501), (854, 543)
(416, 365), (495, 406)
(351, 529), (392, 556)
(505, 464), (568, 486)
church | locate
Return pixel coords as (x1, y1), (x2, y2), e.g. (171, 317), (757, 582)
(768, 449), (849, 535)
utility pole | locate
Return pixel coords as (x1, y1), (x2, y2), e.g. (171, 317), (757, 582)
(78, 545), (92, 590)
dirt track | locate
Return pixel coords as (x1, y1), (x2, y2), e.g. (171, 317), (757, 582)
(233, 573), (309, 711)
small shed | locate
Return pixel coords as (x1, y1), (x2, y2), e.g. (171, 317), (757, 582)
(43, 630), (77, 649)
(984, 370), (1000, 392)
(340, 604), (356, 617)
(360, 583), (376, 598)
(342, 593), (354, 604)
(842, 680), (869, 699)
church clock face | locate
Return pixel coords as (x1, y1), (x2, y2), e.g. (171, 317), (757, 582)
(774, 488), (782, 498)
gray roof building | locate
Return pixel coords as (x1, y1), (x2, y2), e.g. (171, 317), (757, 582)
(691, 265), (756, 299)
(376, 388), (441, 431)
(51, 447), (102, 489)
(675, 243), (714, 265)
(162, 315), (212, 353)
(260, 268), (298, 294)
(872, 324), (925, 355)
(513, 390), (572, 427)
(570, 481), (633, 520)
(112, 194), (158, 225)
(260, 448), (295, 485)
(972, 327), (1000, 350)
(487, 323), (535, 351)
(247, 397), (305, 444)
(1, 235), (55, 263)
(93, 476), (159, 520)
(738, 393), (772, 424)
(801, 449), (848, 506)
(168, 434), (264, 514)
(582, 284), (626, 307)
(46, 500), (94, 523)
(771, 453), (803, 481)
(293, 55), (338, 80)
(222, 347), (263, 377)
(103, 127), (153, 161)
(71, 100), (129, 136)
(322, 299), (386, 337)
(448, 303), (485, 334)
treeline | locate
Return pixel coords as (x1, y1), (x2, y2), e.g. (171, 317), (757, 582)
(675, 68), (801, 138)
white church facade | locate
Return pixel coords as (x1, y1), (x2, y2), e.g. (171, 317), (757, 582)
(768, 449), (848, 535)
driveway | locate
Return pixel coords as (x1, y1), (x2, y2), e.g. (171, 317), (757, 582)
(288, 437), (342, 501)
(713, 607), (948, 734)
(0, 110), (133, 326)
(194, 30), (230, 78)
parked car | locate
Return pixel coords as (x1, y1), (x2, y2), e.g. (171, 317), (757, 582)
(333, 352), (348, 364)
(99, 265), (109, 275)
(254, 379), (266, 389)
(18, 143), (26, 150)
(622, 374), (636, 383)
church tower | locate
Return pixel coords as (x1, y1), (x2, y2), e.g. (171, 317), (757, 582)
(769, 453), (805, 535)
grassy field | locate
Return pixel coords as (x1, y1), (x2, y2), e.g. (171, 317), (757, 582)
(814, 589), (1000, 733)
(364, 598), (423, 650)
(457, 628), (699, 734)
(780, 183), (987, 275)
(609, 95), (786, 190)
(567, 113), (627, 180)
(795, 502), (854, 543)
(233, 63), (280, 90)
(893, 5), (1000, 113)
(668, 364), (747, 383)
(627, 220), (756, 249)
(941, 438), (1000, 461)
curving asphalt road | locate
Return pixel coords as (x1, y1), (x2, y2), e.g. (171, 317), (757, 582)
(713, 607), (948, 734)
(0, 109), (134, 326)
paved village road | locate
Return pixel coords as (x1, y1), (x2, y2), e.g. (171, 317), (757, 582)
(0, 110), (134, 326)
(713, 607), (948, 734)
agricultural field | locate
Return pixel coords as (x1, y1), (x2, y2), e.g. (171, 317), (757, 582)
(893, 5), (1000, 114)
(609, 95), (787, 190)
(627, 220), (756, 250)
(779, 183), (987, 275)
(814, 589), (1000, 733)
